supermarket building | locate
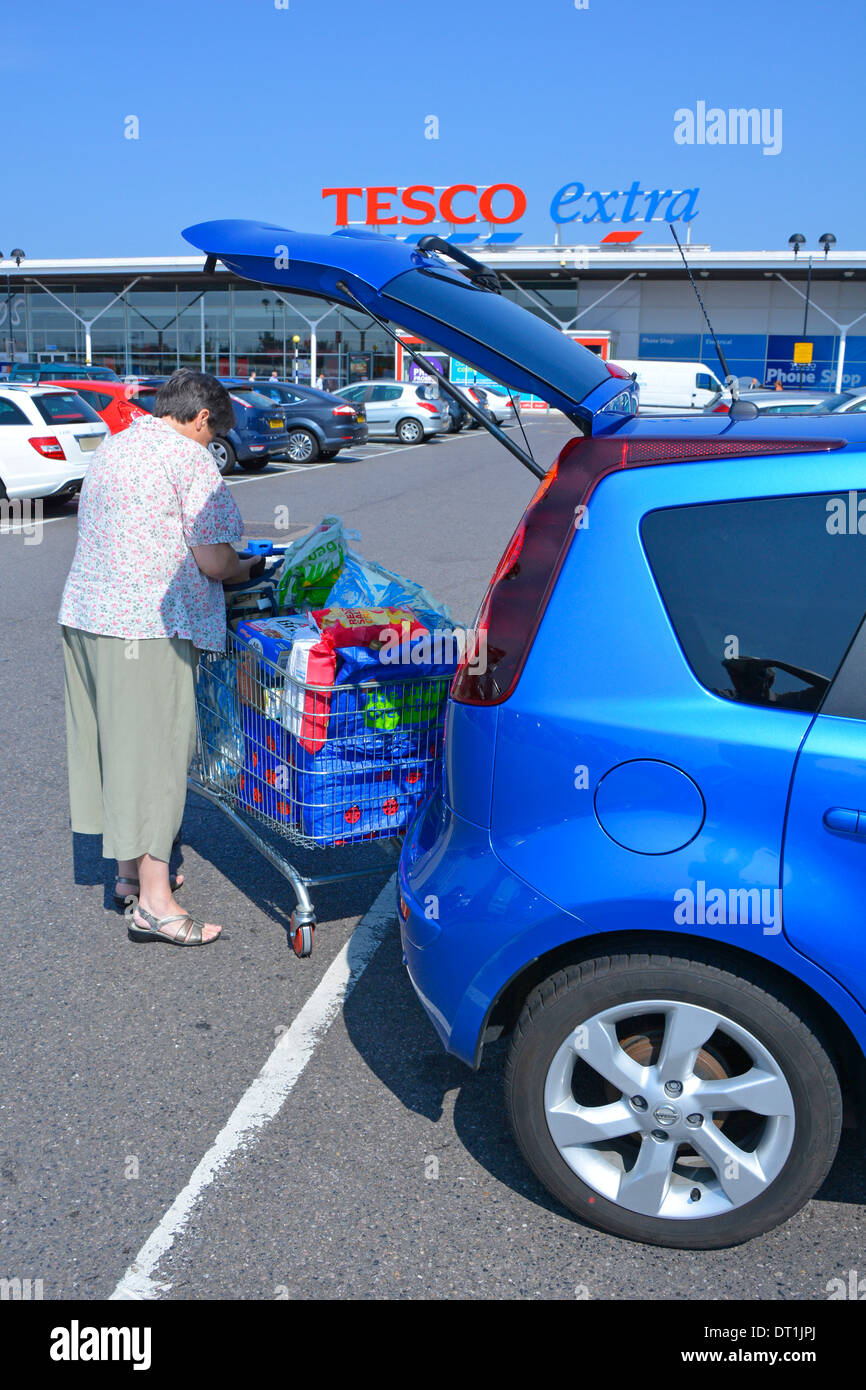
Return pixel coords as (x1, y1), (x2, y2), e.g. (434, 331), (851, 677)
(2, 239), (865, 392)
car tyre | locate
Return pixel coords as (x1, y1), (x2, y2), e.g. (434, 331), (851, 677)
(238, 456), (269, 472)
(396, 418), (424, 445)
(286, 429), (319, 464)
(209, 438), (237, 476)
(319, 448), (339, 460)
(505, 948), (842, 1249)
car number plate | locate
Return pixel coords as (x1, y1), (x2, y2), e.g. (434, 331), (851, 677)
(356, 413), (365, 422)
(76, 434), (101, 452)
(269, 419), (283, 429)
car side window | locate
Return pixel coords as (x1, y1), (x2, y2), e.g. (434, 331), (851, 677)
(340, 386), (366, 402)
(0, 397), (29, 425)
(370, 385), (403, 402)
(696, 373), (714, 391)
(642, 493), (866, 714)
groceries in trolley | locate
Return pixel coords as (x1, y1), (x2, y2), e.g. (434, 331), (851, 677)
(195, 519), (460, 846)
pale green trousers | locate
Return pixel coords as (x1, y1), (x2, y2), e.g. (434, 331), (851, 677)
(62, 627), (198, 864)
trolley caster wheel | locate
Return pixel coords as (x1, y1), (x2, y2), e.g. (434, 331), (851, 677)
(290, 918), (315, 958)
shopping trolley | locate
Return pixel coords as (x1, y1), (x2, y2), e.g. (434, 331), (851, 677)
(188, 628), (451, 957)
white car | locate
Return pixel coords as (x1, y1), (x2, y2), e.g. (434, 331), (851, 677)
(0, 385), (107, 502)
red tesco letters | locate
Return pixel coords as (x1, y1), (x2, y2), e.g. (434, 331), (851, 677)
(322, 184), (526, 226)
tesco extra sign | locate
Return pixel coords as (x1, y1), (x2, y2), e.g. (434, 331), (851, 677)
(322, 181), (699, 227)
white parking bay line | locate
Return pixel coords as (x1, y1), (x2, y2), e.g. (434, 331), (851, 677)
(109, 874), (397, 1300)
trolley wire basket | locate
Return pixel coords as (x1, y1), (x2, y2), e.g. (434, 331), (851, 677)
(188, 628), (450, 956)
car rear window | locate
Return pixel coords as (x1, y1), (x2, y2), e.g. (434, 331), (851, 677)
(642, 493), (866, 713)
(131, 391), (156, 413)
(33, 392), (102, 425)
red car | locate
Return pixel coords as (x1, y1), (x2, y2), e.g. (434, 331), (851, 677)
(49, 380), (147, 435)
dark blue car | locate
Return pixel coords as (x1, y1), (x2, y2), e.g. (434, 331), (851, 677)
(221, 379), (368, 462)
(184, 217), (866, 1250)
(131, 379), (290, 474)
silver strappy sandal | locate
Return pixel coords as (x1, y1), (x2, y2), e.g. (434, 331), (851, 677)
(128, 904), (219, 946)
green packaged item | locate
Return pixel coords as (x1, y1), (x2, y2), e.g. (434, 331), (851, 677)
(275, 516), (359, 611)
(363, 684), (447, 731)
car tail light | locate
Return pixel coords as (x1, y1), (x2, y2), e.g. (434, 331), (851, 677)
(331, 404), (356, 416)
(29, 435), (66, 459)
(712, 403), (731, 414)
(451, 432), (846, 706)
(417, 401), (439, 414)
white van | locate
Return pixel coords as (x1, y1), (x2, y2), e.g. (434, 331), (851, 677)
(611, 359), (731, 416)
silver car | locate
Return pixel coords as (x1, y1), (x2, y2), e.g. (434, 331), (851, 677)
(806, 388), (866, 415)
(736, 388), (839, 416)
(463, 381), (520, 426)
(334, 380), (448, 444)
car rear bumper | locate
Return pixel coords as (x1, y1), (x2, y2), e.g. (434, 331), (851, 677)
(4, 473), (84, 501)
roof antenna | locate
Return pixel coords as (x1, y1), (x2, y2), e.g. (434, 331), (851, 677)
(669, 224), (758, 420)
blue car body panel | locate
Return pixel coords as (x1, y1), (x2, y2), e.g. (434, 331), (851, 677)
(782, 714), (866, 1007)
(399, 429), (866, 1068)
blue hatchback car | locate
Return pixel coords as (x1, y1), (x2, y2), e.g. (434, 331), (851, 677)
(184, 218), (866, 1250)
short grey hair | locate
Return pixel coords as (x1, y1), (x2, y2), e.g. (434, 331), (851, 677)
(153, 369), (235, 436)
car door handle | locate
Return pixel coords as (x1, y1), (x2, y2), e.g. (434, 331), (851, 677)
(823, 806), (866, 835)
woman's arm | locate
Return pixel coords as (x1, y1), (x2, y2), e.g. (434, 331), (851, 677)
(190, 543), (258, 584)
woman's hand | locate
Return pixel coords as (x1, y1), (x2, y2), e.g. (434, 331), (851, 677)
(190, 543), (258, 584)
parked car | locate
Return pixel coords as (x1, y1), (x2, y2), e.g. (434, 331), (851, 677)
(333, 380), (448, 443)
(611, 359), (732, 415)
(459, 381), (520, 426)
(449, 383), (496, 430)
(0, 384), (107, 500)
(188, 218), (866, 1250)
(7, 361), (120, 384)
(416, 383), (467, 433)
(735, 388), (839, 416)
(807, 389), (866, 415)
(130, 380), (290, 475)
(222, 379), (367, 462)
(49, 380), (147, 434)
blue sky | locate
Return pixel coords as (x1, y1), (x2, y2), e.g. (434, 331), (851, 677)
(3, 0), (863, 257)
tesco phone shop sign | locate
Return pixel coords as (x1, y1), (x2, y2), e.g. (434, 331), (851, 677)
(322, 181), (700, 229)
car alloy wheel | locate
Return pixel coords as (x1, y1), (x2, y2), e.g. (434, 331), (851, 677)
(208, 438), (236, 476)
(396, 417), (424, 445)
(505, 951), (842, 1248)
(286, 429), (318, 463)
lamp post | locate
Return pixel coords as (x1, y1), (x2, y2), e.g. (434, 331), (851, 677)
(787, 233), (836, 386)
(292, 333), (300, 382)
(3, 248), (25, 363)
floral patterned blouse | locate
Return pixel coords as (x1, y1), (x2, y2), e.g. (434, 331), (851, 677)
(59, 414), (243, 652)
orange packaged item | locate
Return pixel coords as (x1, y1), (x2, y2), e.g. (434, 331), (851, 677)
(312, 606), (427, 651)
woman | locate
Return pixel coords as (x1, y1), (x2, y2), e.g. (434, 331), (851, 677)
(59, 370), (260, 946)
